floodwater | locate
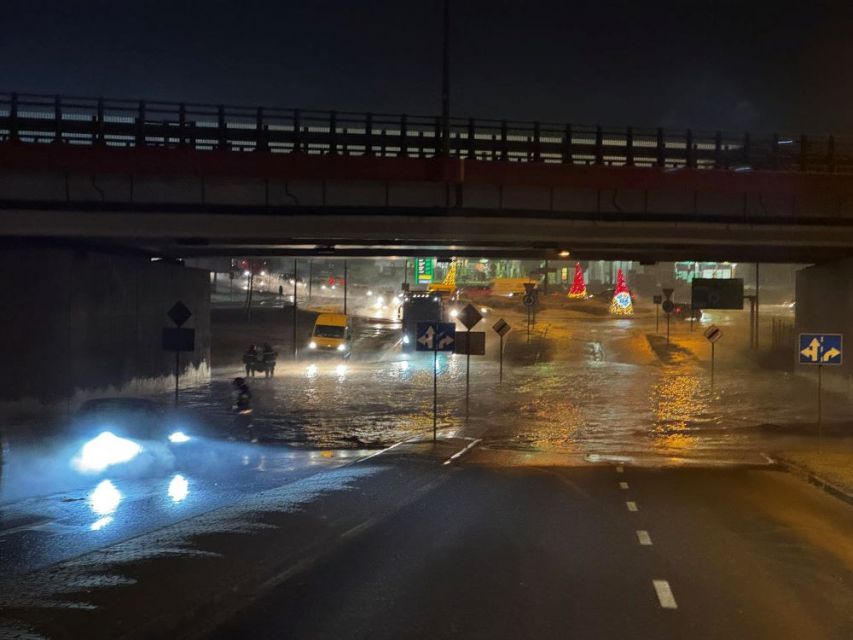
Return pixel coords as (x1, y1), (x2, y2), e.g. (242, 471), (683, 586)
(183, 304), (853, 463)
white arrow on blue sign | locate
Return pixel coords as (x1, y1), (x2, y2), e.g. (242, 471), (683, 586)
(416, 322), (456, 352)
(799, 333), (843, 365)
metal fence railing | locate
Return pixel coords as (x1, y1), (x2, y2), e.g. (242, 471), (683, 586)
(0, 92), (850, 173)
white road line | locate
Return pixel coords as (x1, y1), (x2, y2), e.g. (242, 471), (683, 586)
(356, 437), (413, 463)
(616, 465), (624, 473)
(636, 530), (652, 546)
(653, 580), (678, 609)
(619, 481), (629, 489)
(626, 501), (638, 512)
(443, 438), (482, 465)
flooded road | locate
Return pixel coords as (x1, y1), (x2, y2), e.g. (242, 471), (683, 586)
(185, 303), (853, 463)
(4, 302), (848, 574)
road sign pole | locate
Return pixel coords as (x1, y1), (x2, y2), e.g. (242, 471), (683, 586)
(499, 335), (504, 384)
(711, 342), (715, 390)
(293, 257), (298, 360)
(655, 304), (659, 333)
(174, 350), (180, 407)
(343, 259), (348, 315)
(527, 305), (531, 344)
(818, 364), (823, 449)
(666, 312), (671, 345)
(755, 262), (760, 351)
(433, 342), (438, 442)
(465, 329), (471, 421)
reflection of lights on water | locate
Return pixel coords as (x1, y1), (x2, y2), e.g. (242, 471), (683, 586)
(306, 364), (319, 377)
(336, 364), (347, 377)
(90, 516), (113, 531)
(168, 431), (191, 443)
(650, 374), (704, 450)
(89, 479), (122, 516)
(397, 360), (409, 372)
(168, 474), (189, 503)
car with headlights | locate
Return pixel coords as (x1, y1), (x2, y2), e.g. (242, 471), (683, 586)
(70, 397), (197, 475)
(306, 313), (352, 358)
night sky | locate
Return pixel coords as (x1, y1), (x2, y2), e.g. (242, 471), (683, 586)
(2, 1), (852, 134)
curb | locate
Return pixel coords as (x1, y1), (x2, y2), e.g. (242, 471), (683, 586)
(769, 455), (853, 507)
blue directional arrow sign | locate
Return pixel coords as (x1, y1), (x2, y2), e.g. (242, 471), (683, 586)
(799, 333), (843, 365)
(416, 322), (456, 352)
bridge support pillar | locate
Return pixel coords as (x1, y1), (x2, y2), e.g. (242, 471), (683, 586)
(795, 258), (853, 390)
(0, 247), (211, 418)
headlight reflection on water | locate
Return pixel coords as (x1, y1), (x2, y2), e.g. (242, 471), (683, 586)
(168, 474), (189, 503)
(89, 479), (122, 530)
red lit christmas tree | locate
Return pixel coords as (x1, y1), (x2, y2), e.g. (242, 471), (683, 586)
(568, 262), (587, 299)
(609, 268), (634, 315)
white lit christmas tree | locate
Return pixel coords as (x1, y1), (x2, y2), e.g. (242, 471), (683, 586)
(609, 268), (634, 316)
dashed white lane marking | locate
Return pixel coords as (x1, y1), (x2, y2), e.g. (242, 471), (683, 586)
(619, 481), (629, 489)
(653, 580), (678, 609)
(626, 501), (638, 512)
(616, 465), (624, 473)
(443, 438), (482, 465)
(636, 530), (652, 546)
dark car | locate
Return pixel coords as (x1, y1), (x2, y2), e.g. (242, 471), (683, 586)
(70, 398), (197, 475)
(671, 303), (703, 321)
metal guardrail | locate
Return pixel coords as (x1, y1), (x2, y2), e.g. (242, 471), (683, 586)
(0, 92), (850, 173)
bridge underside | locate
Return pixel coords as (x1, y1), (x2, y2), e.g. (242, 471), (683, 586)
(3, 143), (853, 262)
(2, 204), (850, 262)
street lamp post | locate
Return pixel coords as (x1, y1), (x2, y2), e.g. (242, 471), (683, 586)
(441, 0), (450, 155)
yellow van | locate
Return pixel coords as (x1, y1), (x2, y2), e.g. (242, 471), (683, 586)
(307, 313), (352, 358)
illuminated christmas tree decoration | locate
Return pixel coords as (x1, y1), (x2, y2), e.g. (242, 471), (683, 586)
(568, 262), (587, 299)
(609, 268), (634, 316)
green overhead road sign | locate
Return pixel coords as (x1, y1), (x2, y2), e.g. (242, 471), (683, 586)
(416, 258), (434, 284)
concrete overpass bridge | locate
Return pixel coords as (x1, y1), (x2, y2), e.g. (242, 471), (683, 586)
(2, 92), (853, 262)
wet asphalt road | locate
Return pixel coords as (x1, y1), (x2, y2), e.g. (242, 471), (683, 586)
(211, 460), (853, 640)
(0, 442), (367, 574)
(4, 302), (853, 638)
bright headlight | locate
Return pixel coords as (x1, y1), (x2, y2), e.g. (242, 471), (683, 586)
(168, 431), (191, 444)
(308, 341), (317, 349)
(337, 343), (347, 352)
(403, 334), (410, 344)
(73, 431), (142, 474)
(450, 309), (459, 318)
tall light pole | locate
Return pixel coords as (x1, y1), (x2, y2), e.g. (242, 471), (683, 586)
(441, 0), (450, 155)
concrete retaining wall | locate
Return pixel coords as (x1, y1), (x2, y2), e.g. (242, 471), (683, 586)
(0, 248), (210, 416)
(795, 259), (853, 394)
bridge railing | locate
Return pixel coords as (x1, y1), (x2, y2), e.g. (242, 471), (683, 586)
(0, 92), (850, 173)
